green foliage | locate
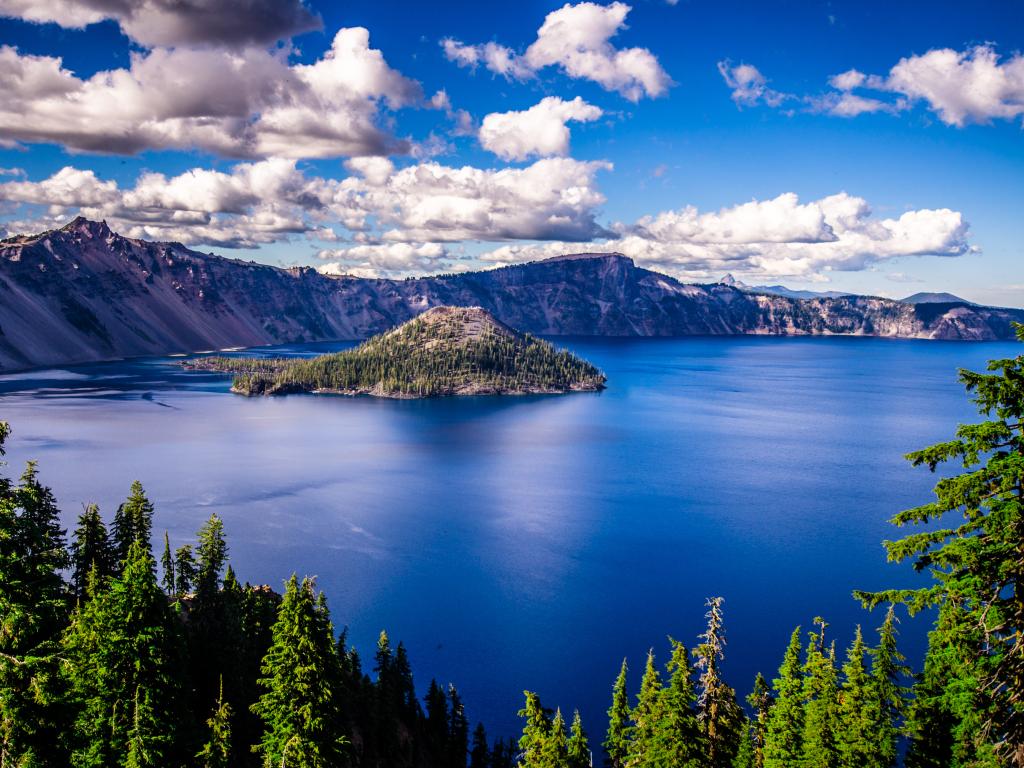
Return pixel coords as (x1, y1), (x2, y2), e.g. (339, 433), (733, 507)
(603, 659), (631, 768)
(764, 628), (804, 768)
(628, 649), (664, 767)
(745, 673), (772, 768)
(694, 598), (744, 767)
(799, 620), (839, 768)
(192, 308), (606, 397)
(567, 710), (590, 768)
(857, 322), (1024, 763)
(71, 504), (113, 600)
(251, 575), (348, 768)
(197, 678), (232, 768)
(174, 543), (196, 595)
(110, 481), (154, 571)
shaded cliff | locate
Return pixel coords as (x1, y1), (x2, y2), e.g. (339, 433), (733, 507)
(1, 218), (1021, 371)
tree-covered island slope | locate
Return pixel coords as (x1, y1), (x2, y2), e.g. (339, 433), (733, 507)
(2, 328), (1024, 766)
(185, 306), (607, 398)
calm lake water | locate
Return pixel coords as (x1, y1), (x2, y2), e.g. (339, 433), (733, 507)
(0, 336), (1016, 743)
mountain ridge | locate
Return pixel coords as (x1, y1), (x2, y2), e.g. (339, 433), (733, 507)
(1, 218), (1021, 372)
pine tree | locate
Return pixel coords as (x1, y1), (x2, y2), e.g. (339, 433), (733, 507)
(657, 639), (702, 768)
(746, 673), (772, 768)
(63, 540), (180, 768)
(800, 619), (839, 768)
(470, 723), (489, 768)
(197, 678), (232, 768)
(174, 544), (196, 594)
(568, 709), (590, 768)
(627, 650), (663, 767)
(836, 626), (874, 768)
(111, 481), (154, 570)
(160, 532), (175, 596)
(425, 679), (450, 766)
(71, 504), (113, 599)
(764, 628), (804, 768)
(694, 598), (744, 767)
(251, 575), (348, 768)
(542, 708), (569, 768)
(603, 659), (631, 768)
(517, 691), (551, 768)
(868, 605), (905, 768)
(449, 684), (470, 768)
(857, 326), (1024, 765)
(195, 514), (228, 598)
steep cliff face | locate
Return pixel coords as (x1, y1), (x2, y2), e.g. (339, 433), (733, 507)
(0, 218), (1020, 372)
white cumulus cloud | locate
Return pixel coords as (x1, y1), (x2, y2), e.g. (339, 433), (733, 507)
(479, 96), (602, 161)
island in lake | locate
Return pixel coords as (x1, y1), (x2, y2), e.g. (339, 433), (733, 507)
(184, 305), (607, 398)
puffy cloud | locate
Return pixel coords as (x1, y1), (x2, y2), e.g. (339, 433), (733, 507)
(723, 45), (1024, 126)
(480, 192), (972, 281)
(885, 45), (1024, 126)
(442, 2), (670, 101)
(0, 155), (612, 249)
(479, 96), (602, 161)
(0, 0), (321, 48)
(717, 61), (788, 107)
(0, 28), (418, 158)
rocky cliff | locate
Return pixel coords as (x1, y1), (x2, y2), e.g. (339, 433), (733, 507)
(1, 218), (1020, 372)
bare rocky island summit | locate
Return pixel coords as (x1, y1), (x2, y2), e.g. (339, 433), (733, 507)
(184, 306), (607, 398)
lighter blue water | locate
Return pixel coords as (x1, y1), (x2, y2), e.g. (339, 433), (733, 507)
(0, 337), (1016, 742)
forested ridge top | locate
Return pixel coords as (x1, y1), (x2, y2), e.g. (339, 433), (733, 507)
(184, 306), (607, 398)
(2, 219), (1022, 373)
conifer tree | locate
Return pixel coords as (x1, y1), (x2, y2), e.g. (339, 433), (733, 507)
(425, 679), (450, 765)
(174, 544), (196, 594)
(694, 598), (744, 767)
(868, 605), (905, 768)
(160, 532), (175, 596)
(197, 678), (232, 768)
(111, 481), (154, 570)
(603, 659), (631, 768)
(71, 504), (113, 600)
(627, 650), (663, 767)
(800, 620), (839, 768)
(657, 639), (702, 768)
(63, 540), (180, 768)
(746, 673), (772, 768)
(568, 709), (590, 768)
(251, 575), (347, 768)
(470, 723), (489, 768)
(517, 691), (551, 768)
(449, 684), (470, 768)
(857, 325), (1024, 765)
(836, 626), (874, 768)
(763, 628), (804, 768)
(542, 708), (570, 768)
(195, 514), (228, 598)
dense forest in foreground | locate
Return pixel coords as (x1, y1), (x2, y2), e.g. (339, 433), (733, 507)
(1, 326), (1022, 767)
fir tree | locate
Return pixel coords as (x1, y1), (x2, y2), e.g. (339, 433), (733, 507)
(63, 540), (180, 768)
(627, 650), (663, 768)
(694, 598), (744, 767)
(160, 532), (175, 596)
(449, 684), (470, 768)
(111, 481), (154, 570)
(868, 605), (905, 768)
(800, 620), (839, 768)
(517, 691), (551, 768)
(197, 678), (232, 768)
(603, 659), (631, 768)
(251, 575), (348, 768)
(763, 628), (804, 768)
(195, 514), (228, 598)
(836, 626), (874, 768)
(174, 544), (196, 594)
(657, 639), (702, 768)
(71, 504), (113, 600)
(542, 708), (570, 768)
(470, 723), (489, 768)
(746, 673), (772, 768)
(425, 679), (450, 766)
(857, 324), (1024, 765)
(568, 709), (590, 768)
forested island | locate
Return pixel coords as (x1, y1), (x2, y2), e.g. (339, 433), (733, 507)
(184, 306), (606, 398)
(1, 329), (1022, 767)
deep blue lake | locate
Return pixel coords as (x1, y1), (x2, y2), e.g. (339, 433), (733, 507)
(0, 336), (1015, 744)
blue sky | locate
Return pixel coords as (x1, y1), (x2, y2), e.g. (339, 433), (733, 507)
(0, 0), (1021, 304)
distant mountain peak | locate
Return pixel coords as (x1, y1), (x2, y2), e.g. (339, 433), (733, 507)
(719, 273), (738, 286)
(60, 216), (113, 239)
(899, 291), (973, 305)
(543, 252), (633, 265)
